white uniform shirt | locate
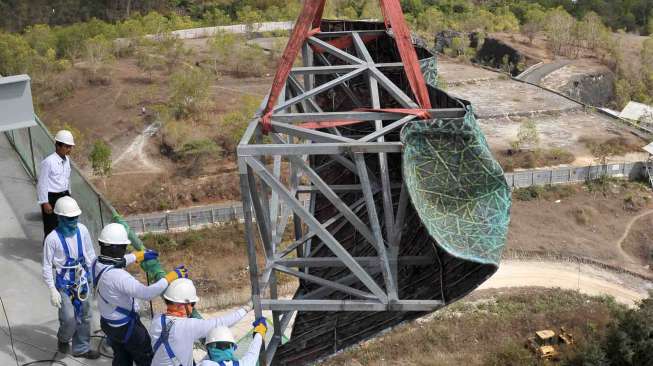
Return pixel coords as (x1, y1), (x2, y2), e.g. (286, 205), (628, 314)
(93, 256), (168, 324)
(37, 152), (72, 204)
(42, 223), (95, 289)
(150, 308), (248, 366)
(197, 333), (262, 366)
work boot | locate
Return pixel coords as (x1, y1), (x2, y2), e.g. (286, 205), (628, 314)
(73, 350), (101, 359)
(57, 341), (69, 354)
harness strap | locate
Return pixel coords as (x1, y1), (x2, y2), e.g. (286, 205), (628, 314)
(153, 315), (182, 366)
(218, 361), (239, 366)
(94, 261), (138, 342)
(55, 229), (75, 284)
(55, 228), (88, 286)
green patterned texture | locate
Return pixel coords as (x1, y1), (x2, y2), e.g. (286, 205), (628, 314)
(419, 56), (438, 88)
(401, 108), (511, 266)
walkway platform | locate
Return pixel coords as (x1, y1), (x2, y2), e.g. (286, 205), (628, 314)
(0, 133), (111, 365)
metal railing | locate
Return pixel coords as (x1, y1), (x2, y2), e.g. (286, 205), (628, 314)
(4, 117), (116, 241)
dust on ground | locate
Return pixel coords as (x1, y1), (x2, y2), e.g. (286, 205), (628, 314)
(489, 32), (555, 63)
(507, 181), (653, 274)
(36, 36), (279, 214)
(621, 210), (653, 266)
(438, 60), (646, 166)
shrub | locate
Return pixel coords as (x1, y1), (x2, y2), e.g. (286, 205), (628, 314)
(0, 32), (36, 75)
(23, 24), (57, 56)
(511, 120), (539, 151)
(513, 186), (543, 201)
(141, 232), (177, 249)
(605, 293), (653, 366)
(169, 67), (211, 119)
(483, 340), (532, 366)
(89, 140), (112, 177)
(236, 6), (264, 34)
(83, 35), (115, 84)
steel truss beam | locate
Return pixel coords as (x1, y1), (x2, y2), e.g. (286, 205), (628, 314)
(260, 299), (444, 312)
(238, 28), (464, 365)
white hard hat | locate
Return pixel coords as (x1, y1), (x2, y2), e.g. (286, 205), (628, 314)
(54, 130), (75, 146)
(53, 196), (82, 217)
(205, 326), (236, 345)
(98, 223), (131, 245)
(163, 278), (199, 304)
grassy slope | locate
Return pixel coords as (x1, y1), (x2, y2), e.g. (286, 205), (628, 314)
(321, 288), (626, 366)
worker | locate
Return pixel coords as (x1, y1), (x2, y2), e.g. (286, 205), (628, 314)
(150, 279), (252, 366)
(42, 196), (99, 359)
(199, 319), (267, 366)
(38, 130), (75, 237)
(92, 222), (189, 366)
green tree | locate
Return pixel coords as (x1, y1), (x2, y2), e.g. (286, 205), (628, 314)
(208, 32), (238, 75)
(521, 7), (546, 44)
(360, 0), (382, 20)
(449, 36), (470, 57)
(578, 12), (607, 50)
(236, 6), (264, 34)
(135, 48), (161, 81)
(416, 7), (446, 34)
(562, 339), (610, 366)
(218, 95), (259, 154)
(24, 24), (57, 56)
(605, 294), (653, 366)
(203, 8), (231, 26)
(511, 120), (539, 151)
(0, 32), (35, 75)
(89, 140), (112, 177)
(545, 7), (576, 56)
(140, 11), (170, 34)
(169, 67), (211, 119)
(83, 35), (115, 83)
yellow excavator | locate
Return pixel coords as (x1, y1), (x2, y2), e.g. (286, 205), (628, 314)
(526, 327), (575, 360)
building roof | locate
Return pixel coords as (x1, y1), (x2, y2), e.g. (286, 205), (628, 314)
(619, 101), (653, 122)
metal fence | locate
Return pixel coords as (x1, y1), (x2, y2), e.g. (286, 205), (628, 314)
(4, 117), (115, 242)
(125, 161), (649, 234)
(505, 162), (646, 188)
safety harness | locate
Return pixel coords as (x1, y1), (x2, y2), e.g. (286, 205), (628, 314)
(152, 314), (184, 366)
(92, 260), (138, 343)
(54, 228), (90, 324)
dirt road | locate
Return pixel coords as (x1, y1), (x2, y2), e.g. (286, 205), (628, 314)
(517, 59), (572, 84)
(478, 260), (650, 306)
(616, 208), (653, 264)
(201, 260), (651, 343)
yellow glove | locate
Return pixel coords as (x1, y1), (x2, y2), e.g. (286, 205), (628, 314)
(252, 317), (267, 338)
(165, 265), (189, 283)
(133, 249), (159, 263)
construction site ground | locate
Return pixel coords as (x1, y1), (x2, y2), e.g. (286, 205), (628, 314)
(32, 32), (647, 215)
(438, 58), (647, 167)
(38, 37), (277, 215)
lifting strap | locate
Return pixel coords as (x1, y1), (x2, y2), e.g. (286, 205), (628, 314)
(93, 260), (138, 343)
(153, 314), (183, 366)
(259, 0), (432, 134)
